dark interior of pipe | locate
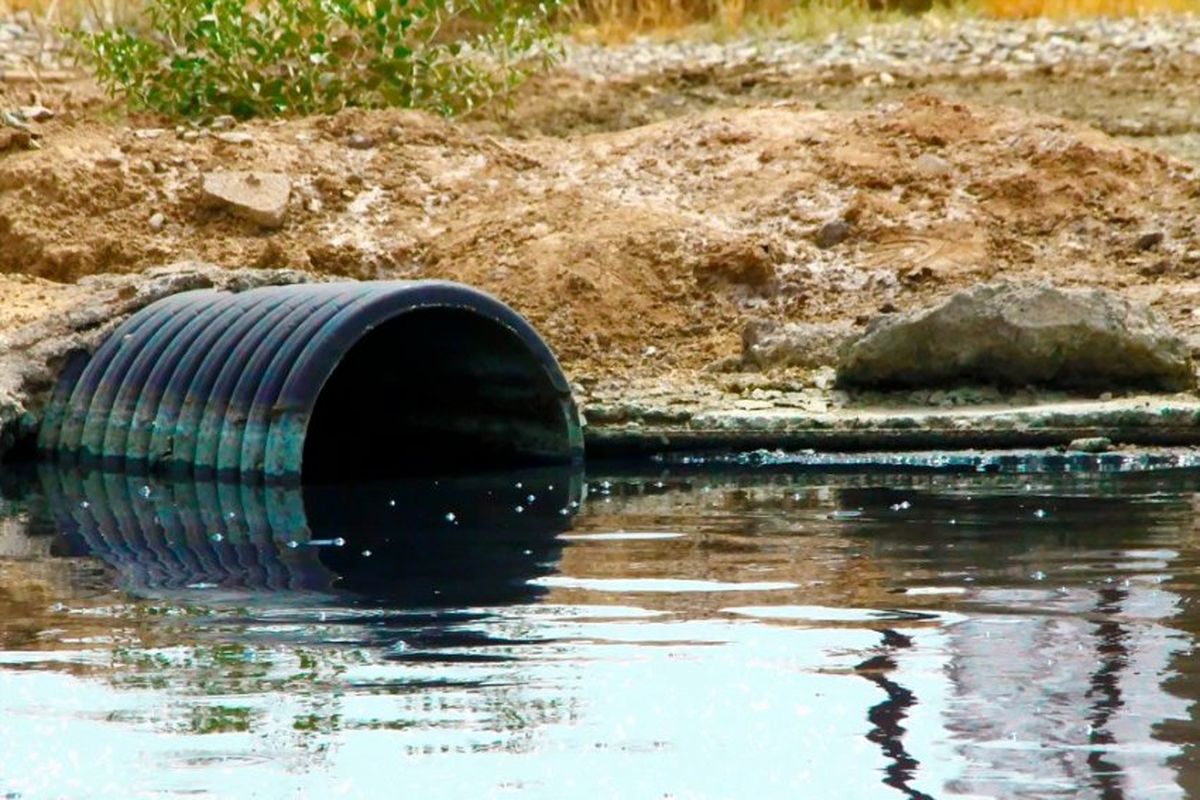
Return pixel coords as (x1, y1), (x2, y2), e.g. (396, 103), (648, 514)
(302, 309), (571, 481)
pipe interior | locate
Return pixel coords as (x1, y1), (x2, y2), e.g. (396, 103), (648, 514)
(302, 308), (571, 481)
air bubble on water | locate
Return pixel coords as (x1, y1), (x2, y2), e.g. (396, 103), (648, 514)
(526, 494), (536, 504)
(949, 519), (957, 525)
(210, 533), (224, 543)
(600, 480), (612, 490)
(445, 512), (457, 523)
(515, 505), (524, 513)
(362, 550), (373, 557)
(79, 500), (90, 509)
(389, 499), (396, 507)
(570, 501), (579, 509)
(227, 512), (236, 520)
(515, 482), (523, 489)
(523, 549), (533, 556)
(287, 540), (299, 549)
(548, 484), (555, 490)
(334, 537), (346, 547)
(1034, 509), (1047, 518)
(1031, 570), (1047, 581)
(139, 485), (152, 498)
(654, 481), (664, 489)
(559, 508), (569, 516)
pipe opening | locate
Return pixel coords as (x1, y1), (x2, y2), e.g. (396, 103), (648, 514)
(302, 308), (573, 481)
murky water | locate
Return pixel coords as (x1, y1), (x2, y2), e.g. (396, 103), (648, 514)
(2, 454), (1200, 799)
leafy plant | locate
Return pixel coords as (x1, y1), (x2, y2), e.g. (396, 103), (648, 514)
(70, 0), (564, 118)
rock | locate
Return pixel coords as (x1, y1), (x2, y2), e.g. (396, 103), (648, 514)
(347, 133), (375, 150)
(0, 128), (32, 151)
(914, 152), (952, 177)
(1136, 231), (1164, 251)
(210, 115), (237, 131)
(815, 220), (852, 249)
(742, 319), (857, 369)
(214, 131), (254, 145)
(200, 171), (291, 228)
(837, 281), (1195, 391)
(148, 212), (165, 232)
(18, 104), (53, 122)
(1068, 436), (1112, 453)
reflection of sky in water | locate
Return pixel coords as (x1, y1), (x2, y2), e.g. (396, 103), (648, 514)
(1, 463), (1198, 799)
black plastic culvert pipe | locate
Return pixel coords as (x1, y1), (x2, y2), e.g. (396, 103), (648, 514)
(38, 281), (584, 483)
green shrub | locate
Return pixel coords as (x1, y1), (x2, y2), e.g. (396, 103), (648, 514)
(71, 0), (564, 118)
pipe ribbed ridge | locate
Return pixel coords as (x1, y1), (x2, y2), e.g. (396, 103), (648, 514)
(39, 281), (583, 482)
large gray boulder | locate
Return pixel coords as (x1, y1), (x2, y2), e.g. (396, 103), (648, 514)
(838, 282), (1195, 391)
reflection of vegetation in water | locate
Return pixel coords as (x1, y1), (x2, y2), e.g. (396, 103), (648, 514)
(189, 704), (255, 735)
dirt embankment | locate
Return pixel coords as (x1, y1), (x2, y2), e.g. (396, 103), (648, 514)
(3, 93), (1199, 393)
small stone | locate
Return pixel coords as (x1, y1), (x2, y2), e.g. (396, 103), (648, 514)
(148, 212), (165, 232)
(133, 128), (166, 139)
(201, 170), (292, 228)
(214, 131), (254, 145)
(815, 219), (852, 249)
(879, 71), (896, 86)
(1136, 231), (1164, 251)
(181, 130), (204, 142)
(210, 115), (237, 130)
(914, 152), (952, 177)
(96, 151), (125, 167)
(1068, 436), (1112, 453)
(18, 104), (53, 122)
(347, 133), (375, 150)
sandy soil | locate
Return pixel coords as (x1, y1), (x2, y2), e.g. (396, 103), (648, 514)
(2, 19), (1200, 413)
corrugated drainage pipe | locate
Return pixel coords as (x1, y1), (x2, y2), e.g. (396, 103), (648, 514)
(38, 281), (584, 483)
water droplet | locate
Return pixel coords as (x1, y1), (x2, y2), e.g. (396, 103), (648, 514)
(548, 484), (555, 490)
(1031, 570), (1047, 581)
(362, 550), (373, 557)
(210, 533), (224, 543)
(515, 482), (523, 489)
(333, 537), (346, 547)
(444, 512), (457, 523)
(559, 508), (569, 515)
(523, 549), (533, 555)
(227, 511), (236, 520)
(526, 494), (536, 504)
(138, 485), (152, 498)
(287, 540), (299, 549)
(569, 501), (579, 509)
(389, 499), (396, 507)
(1034, 509), (1047, 518)
(515, 505), (525, 513)
(79, 500), (90, 509)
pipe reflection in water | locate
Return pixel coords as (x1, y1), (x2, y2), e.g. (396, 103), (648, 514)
(39, 464), (583, 608)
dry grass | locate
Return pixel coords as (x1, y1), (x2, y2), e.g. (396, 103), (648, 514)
(983, 0), (1199, 16)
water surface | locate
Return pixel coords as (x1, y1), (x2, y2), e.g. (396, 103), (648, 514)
(2, 455), (1199, 799)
